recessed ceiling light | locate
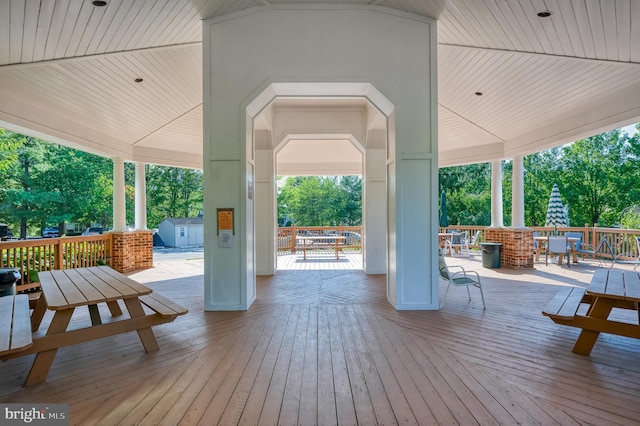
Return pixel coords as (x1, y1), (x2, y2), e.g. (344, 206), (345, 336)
(537, 10), (552, 17)
(134, 78), (143, 83)
(92, 1), (107, 7)
(475, 92), (483, 96)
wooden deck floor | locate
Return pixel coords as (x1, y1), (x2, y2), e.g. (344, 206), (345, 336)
(2, 253), (640, 425)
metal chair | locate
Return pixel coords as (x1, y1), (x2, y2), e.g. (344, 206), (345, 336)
(445, 231), (469, 256)
(547, 235), (570, 268)
(438, 249), (485, 309)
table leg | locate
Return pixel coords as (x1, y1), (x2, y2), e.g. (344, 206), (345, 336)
(88, 304), (102, 325)
(25, 308), (74, 386)
(107, 300), (123, 316)
(30, 294), (48, 332)
(572, 297), (614, 355)
(123, 297), (159, 352)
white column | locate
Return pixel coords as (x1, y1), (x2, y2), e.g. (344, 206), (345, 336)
(364, 148), (386, 274)
(256, 148), (275, 275)
(112, 157), (127, 232)
(491, 160), (504, 228)
(511, 155), (526, 228)
(134, 162), (147, 230)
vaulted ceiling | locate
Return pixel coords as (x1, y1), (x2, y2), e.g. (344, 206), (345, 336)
(0, 0), (638, 169)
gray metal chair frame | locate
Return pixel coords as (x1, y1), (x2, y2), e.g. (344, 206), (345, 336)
(438, 249), (486, 309)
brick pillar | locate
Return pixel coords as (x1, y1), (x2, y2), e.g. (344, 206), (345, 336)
(109, 230), (154, 273)
(484, 228), (534, 269)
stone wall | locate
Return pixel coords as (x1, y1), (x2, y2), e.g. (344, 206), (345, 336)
(484, 228), (534, 269)
(110, 231), (154, 273)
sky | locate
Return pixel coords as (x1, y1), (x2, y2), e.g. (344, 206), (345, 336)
(621, 123), (639, 136)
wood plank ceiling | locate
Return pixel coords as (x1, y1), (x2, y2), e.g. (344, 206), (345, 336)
(0, 0), (638, 168)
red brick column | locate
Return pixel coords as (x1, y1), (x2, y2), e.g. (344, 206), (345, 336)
(109, 230), (154, 273)
(484, 228), (534, 269)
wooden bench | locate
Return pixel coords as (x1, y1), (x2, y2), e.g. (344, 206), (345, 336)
(140, 293), (188, 318)
(0, 294), (33, 357)
(542, 286), (588, 321)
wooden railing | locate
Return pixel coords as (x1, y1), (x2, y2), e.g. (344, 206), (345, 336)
(278, 226), (362, 254)
(441, 225), (640, 260)
(0, 234), (112, 293)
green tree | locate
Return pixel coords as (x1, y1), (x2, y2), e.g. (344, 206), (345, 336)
(559, 130), (630, 226)
(146, 166), (203, 227)
(278, 176), (362, 226)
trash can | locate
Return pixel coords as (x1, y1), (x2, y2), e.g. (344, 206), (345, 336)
(480, 242), (502, 268)
(0, 268), (20, 297)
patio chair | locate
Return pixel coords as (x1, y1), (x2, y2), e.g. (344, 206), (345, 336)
(547, 235), (570, 268)
(566, 232), (591, 259)
(469, 230), (481, 250)
(445, 231), (470, 256)
(533, 231), (546, 261)
(438, 249), (486, 309)
(612, 236), (640, 271)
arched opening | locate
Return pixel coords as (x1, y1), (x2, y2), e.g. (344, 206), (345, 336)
(248, 83), (392, 281)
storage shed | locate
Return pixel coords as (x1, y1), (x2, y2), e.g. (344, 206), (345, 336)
(157, 217), (204, 248)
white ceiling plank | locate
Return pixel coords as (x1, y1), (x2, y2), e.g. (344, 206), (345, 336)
(570, 0), (597, 58)
(504, 0), (544, 52)
(31, 0), (56, 63)
(615, 0), (631, 62)
(114, 0), (158, 52)
(124, 0), (173, 51)
(95, 0), (135, 54)
(53, 0), (81, 58)
(555, 0), (586, 57)
(523, 0), (561, 54)
(82, 0), (125, 56)
(136, 0), (187, 47)
(43, 0), (70, 61)
(104, 0), (148, 53)
(630, 0), (640, 61)
(19, 0), (41, 63)
(9, 0), (26, 64)
(63, 0), (94, 58)
(0, 1), (10, 65)
(585, 0), (608, 58)
(600, 0), (619, 60)
(541, 0), (577, 56)
(483, 0), (529, 52)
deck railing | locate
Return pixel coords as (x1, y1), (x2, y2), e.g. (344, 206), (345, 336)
(0, 234), (112, 293)
(277, 226), (362, 254)
(441, 225), (640, 260)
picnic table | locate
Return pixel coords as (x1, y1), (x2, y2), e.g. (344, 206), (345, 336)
(1, 266), (187, 386)
(534, 235), (580, 264)
(542, 269), (640, 355)
(297, 235), (346, 259)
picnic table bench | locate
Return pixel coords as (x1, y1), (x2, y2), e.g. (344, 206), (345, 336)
(0, 294), (33, 357)
(297, 236), (346, 260)
(543, 269), (640, 355)
(1, 266), (187, 385)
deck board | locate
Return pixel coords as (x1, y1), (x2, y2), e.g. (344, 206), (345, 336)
(2, 254), (640, 425)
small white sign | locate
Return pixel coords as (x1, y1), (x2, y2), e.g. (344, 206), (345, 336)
(219, 230), (233, 248)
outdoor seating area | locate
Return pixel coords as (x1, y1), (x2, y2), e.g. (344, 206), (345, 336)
(2, 254), (640, 424)
(0, 266), (187, 386)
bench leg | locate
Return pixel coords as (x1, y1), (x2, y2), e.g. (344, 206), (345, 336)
(124, 297), (159, 352)
(25, 309), (74, 386)
(572, 297), (614, 355)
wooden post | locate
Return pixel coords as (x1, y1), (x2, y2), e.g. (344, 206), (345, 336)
(291, 225), (297, 254)
(54, 239), (63, 270)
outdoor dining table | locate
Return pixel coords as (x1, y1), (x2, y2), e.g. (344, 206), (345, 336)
(534, 235), (580, 264)
(438, 232), (463, 255)
(297, 235), (346, 259)
(6, 266), (187, 386)
(543, 269), (640, 355)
